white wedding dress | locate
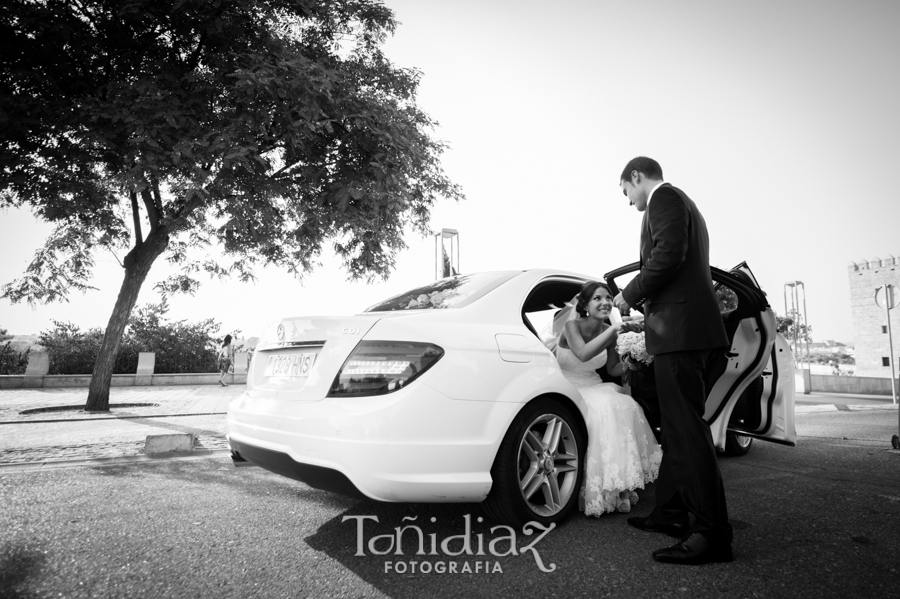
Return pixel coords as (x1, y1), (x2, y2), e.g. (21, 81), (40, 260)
(557, 346), (662, 517)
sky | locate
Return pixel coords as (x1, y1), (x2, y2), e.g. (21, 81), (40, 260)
(2, 0), (899, 343)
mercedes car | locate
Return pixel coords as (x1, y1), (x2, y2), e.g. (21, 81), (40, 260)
(227, 262), (796, 526)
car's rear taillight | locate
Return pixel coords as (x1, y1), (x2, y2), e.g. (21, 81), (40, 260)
(327, 341), (444, 397)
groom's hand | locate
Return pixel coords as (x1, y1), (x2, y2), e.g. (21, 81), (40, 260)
(613, 292), (631, 315)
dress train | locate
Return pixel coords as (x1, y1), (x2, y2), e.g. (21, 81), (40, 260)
(556, 347), (662, 516)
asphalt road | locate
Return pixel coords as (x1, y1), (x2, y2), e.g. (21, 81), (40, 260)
(1, 409), (898, 599)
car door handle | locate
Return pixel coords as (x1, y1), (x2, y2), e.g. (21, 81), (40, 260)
(725, 351), (739, 358)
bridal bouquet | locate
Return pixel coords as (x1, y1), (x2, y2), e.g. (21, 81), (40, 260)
(615, 331), (653, 385)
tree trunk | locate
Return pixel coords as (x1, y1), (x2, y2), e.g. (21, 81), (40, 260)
(85, 228), (170, 411)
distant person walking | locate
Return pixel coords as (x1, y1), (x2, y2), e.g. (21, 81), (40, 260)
(217, 334), (234, 387)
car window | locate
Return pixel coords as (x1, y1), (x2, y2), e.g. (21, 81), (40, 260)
(366, 271), (519, 312)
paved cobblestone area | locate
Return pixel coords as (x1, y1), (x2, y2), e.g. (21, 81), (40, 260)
(0, 441), (148, 463)
(0, 437), (232, 464)
(0, 385), (241, 464)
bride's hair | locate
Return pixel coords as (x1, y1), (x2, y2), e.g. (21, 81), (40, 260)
(575, 281), (612, 317)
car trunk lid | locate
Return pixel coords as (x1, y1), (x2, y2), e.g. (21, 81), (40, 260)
(249, 315), (385, 401)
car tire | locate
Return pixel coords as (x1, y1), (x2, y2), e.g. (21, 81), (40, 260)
(724, 431), (753, 456)
(481, 397), (585, 528)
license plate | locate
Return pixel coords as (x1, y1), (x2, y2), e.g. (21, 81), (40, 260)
(264, 353), (317, 378)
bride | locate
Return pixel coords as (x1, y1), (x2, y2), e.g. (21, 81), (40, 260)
(556, 281), (662, 516)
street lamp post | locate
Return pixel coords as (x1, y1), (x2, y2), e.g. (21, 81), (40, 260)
(784, 281), (810, 364)
(874, 284), (900, 451)
(435, 228), (459, 280)
(785, 281), (811, 395)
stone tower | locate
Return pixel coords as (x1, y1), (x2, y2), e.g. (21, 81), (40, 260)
(848, 255), (900, 378)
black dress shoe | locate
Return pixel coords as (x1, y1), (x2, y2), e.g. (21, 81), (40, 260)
(652, 533), (734, 565)
(627, 516), (688, 538)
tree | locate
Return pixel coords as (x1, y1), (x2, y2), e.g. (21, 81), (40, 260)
(0, 0), (463, 410)
(776, 312), (812, 347)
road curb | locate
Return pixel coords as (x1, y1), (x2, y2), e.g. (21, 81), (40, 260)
(794, 403), (898, 413)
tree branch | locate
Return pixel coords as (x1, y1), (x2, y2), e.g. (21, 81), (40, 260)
(168, 193), (205, 233)
(151, 176), (163, 212)
(106, 246), (124, 268)
(140, 188), (160, 231)
(68, 0), (102, 35)
(130, 189), (143, 246)
(187, 31), (208, 71)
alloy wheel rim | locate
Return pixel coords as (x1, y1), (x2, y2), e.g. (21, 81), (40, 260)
(516, 413), (579, 517)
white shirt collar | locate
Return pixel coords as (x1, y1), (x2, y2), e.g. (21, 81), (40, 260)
(646, 181), (666, 206)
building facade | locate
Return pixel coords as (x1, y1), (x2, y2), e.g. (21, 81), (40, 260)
(848, 255), (900, 378)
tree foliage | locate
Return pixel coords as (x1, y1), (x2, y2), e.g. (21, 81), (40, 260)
(0, 0), (462, 408)
(776, 312), (812, 344)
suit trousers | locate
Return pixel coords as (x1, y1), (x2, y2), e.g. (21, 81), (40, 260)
(650, 348), (733, 545)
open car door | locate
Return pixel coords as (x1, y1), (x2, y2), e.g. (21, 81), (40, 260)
(603, 262), (796, 452)
(715, 262), (797, 449)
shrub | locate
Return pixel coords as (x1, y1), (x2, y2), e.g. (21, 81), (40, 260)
(36, 300), (228, 375)
(38, 321), (138, 374)
(0, 327), (30, 375)
(129, 301), (221, 373)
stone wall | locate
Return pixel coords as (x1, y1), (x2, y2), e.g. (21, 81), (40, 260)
(810, 373), (898, 396)
(848, 255), (900, 378)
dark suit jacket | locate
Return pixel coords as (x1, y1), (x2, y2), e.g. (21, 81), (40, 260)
(621, 184), (728, 355)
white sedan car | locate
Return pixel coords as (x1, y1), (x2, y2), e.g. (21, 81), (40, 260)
(227, 263), (796, 526)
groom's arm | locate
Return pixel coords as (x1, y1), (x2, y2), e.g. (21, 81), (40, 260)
(622, 189), (690, 306)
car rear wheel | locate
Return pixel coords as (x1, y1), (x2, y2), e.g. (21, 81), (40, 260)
(724, 431), (753, 456)
(482, 398), (585, 528)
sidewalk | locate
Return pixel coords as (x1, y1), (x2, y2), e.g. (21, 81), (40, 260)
(0, 384), (245, 466)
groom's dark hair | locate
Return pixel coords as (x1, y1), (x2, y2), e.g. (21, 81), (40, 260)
(620, 156), (663, 183)
(575, 281), (612, 317)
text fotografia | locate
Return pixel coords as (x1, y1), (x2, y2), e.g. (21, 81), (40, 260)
(342, 514), (557, 573)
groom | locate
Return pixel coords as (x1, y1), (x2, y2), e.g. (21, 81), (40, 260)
(612, 157), (733, 565)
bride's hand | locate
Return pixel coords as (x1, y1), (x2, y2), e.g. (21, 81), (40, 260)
(619, 321), (644, 334)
